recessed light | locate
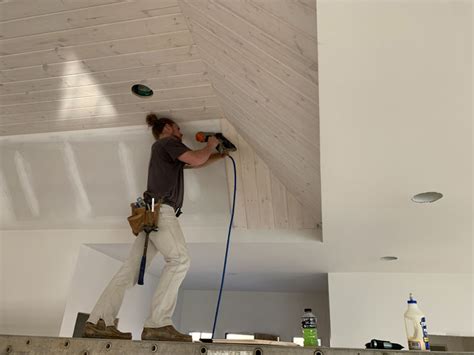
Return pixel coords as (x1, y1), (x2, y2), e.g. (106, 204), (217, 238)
(411, 192), (443, 203)
(131, 84), (153, 97)
(380, 256), (398, 261)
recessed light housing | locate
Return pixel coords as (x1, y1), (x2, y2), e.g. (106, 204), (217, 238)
(131, 84), (153, 97)
(380, 256), (398, 261)
(411, 192), (443, 203)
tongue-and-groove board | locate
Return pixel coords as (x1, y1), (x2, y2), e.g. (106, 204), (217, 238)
(221, 119), (319, 232)
(179, 0), (321, 222)
(0, 0), (224, 135)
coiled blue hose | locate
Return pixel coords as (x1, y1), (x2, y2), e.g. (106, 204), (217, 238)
(211, 155), (237, 339)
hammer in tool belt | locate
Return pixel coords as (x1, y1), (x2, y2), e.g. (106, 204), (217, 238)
(127, 197), (159, 285)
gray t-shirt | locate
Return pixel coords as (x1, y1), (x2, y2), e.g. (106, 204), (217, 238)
(144, 136), (191, 211)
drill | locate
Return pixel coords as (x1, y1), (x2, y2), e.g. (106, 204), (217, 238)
(195, 132), (237, 154)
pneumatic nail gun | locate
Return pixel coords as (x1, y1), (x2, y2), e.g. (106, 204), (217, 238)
(195, 132), (237, 154)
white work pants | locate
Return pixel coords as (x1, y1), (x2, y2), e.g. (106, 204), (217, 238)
(88, 205), (190, 328)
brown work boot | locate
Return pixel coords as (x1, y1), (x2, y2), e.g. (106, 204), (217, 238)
(141, 325), (192, 342)
(83, 319), (132, 340)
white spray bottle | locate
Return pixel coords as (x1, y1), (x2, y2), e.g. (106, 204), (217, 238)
(404, 293), (430, 351)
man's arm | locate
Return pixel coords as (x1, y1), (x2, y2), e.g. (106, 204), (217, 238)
(184, 153), (226, 169)
(178, 136), (220, 167)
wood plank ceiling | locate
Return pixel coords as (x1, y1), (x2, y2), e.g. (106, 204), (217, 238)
(0, 0), (223, 135)
(179, 0), (321, 220)
(0, 0), (321, 227)
(221, 119), (318, 231)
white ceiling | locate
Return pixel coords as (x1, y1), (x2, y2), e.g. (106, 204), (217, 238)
(0, 0), (472, 293)
(317, 0), (472, 274)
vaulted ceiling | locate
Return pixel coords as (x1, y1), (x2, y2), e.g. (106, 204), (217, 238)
(1, 0), (470, 278)
(0, 0), (321, 224)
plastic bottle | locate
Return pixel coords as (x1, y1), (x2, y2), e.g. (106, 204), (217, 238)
(301, 308), (318, 347)
(404, 293), (430, 351)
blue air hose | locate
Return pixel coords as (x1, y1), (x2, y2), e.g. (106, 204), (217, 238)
(211, 155), (237, 339)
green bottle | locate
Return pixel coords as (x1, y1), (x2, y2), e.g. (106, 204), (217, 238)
(302, 308), (318, 346)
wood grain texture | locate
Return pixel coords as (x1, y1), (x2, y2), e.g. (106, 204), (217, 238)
(221, 118), (248, 228)
(271, 173), (289, 229)
(220, 119), (316, 230)
(0, 61), (207, 96)
(0, 1), (223, 136)
(0, 0), (180, 40)
(237, 134), (260, 229)
(1, 45), (200, 82)
(1, 85), (216, 116)
(1, 96), (219, 125)
(250, 0), (317, 40)
(0, 107), (223, 136)
(0, 0), (128, 22)
(0, 14), (188, 56)
(180, 0), (321, 218)
(179, 0), (317, 102)
(0, 31), (194, 70)
(255, 154), (275, 229)
(0, 73), (211, 107)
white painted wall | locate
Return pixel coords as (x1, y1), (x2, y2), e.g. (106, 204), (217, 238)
(177, 289), (330, 346)
(59, 245), (184, 340)
(0, 229), (131, 336)
(0, 228), (327, 340)
(60, 245), (331, 343)
(328, 273), (473, 349)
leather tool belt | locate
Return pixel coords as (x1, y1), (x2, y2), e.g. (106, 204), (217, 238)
(127, 202), (160, 236)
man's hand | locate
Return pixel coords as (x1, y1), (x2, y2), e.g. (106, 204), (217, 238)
(206, 136), (220, 150)
(178, 136), (220, 167)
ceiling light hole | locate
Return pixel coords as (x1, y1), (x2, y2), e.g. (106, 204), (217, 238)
(411, 192), (443, 203)
(380, 256), (398, 261)
(131, 84), (153, 98)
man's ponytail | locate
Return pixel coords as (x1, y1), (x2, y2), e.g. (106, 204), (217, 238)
(146, 113), (175, 139)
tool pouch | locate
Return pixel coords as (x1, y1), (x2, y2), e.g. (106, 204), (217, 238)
(127, 203), (160, 236)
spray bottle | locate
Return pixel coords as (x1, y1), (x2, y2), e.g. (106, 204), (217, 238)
(404, 293), (430, 351)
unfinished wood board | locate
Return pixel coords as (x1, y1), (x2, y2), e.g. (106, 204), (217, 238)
(221, 118), (248, 229)
(220, 119), (316, 231)
(1, 0), (179, 40)
(237, 134), (260, 229)
(0, 61), (207, 96)
(0, 14), (188, 55)
(0, 31), (194, 70)
(1, 73), (211, 107)
(1, 45), (200, 82)
(1, 96), (219, 125)
(0, 0), (223, 135)
(180, 0), (321, 216)
(0, 107), (224, 136)
(255, 154), (275, 229)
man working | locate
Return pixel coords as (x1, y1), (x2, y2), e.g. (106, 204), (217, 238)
(83, 113), (222, 341)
